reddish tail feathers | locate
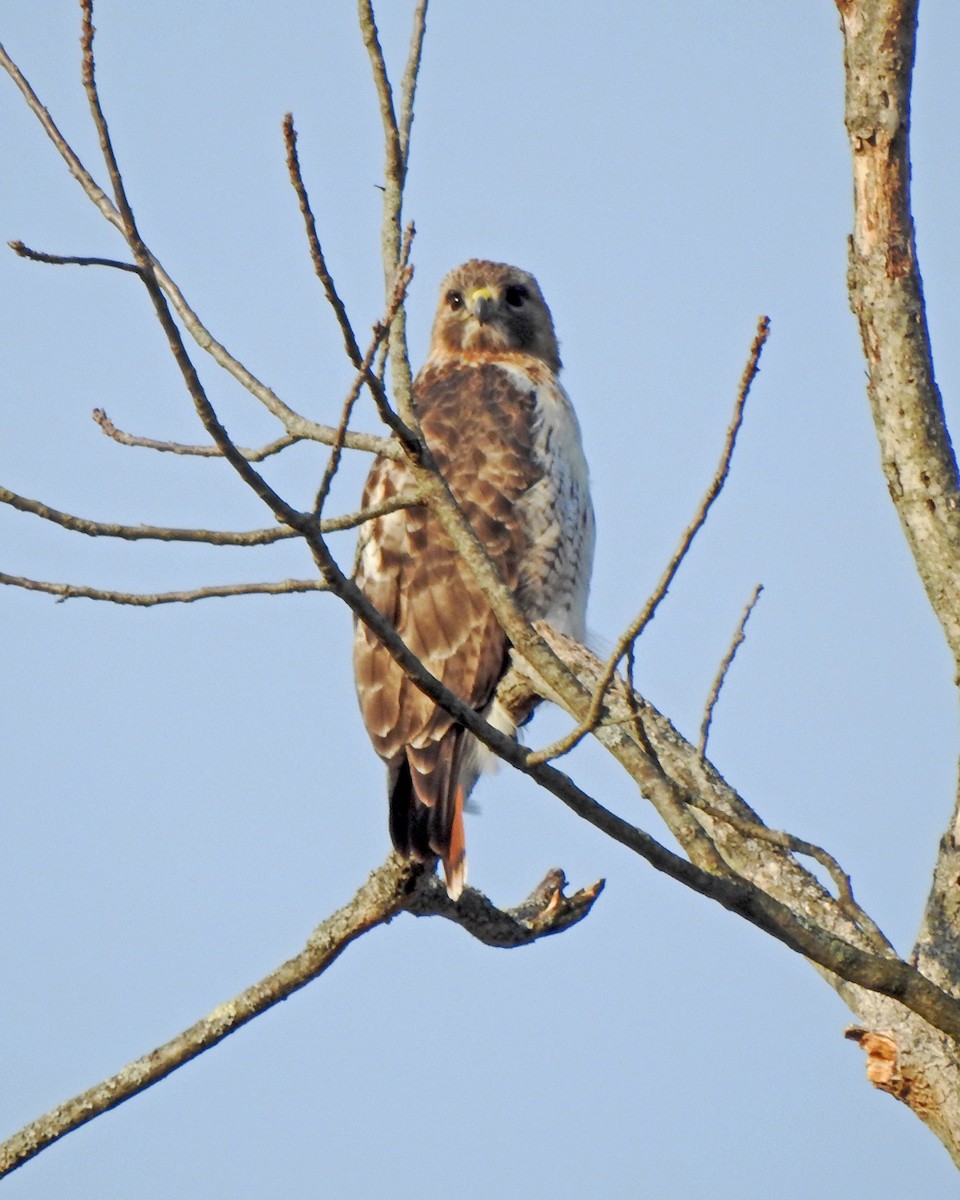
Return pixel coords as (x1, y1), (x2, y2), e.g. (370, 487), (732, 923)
(443, 784), (466, 900)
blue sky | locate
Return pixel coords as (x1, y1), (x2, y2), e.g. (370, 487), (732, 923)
(2, 2), (959, 1195)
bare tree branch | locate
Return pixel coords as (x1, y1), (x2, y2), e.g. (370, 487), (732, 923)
(316, 541), (960, 1051)
(282, 112), (366, 368)
(0, 573), (329, 607)
(593, 314), (769, 684)
(0, 485), (297, 545)
(6, 0), (959, 1170)
(9, 239), (140, 273)
(314, 238), (416, 517)
(698, 582), (764, 760)
(683, 793), (890, 946)
(0, 483), (425, 548)
(321, 489), (429, 532)
(0, 38), (398, 461)
(0, 855), (422, 1177)
(834, 0), (960, 1157)
(836, 0), (960, 674)
(502, 628), (960, 1040)
(408, 866), (604, 946)
(34, 7), (942, 1054)
(79, 0), (315, 550)
(357, 0), (416, 423)
(0, 855), (601, 1180)
(282, 112), (416, 451)
(314, 333), (386, 518)
(92, 409), (300, 461)
(398, 1), (428, 164)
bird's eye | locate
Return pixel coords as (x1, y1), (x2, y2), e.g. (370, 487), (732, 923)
(446, 290), (464, 311)
(504, 285), (528, 308)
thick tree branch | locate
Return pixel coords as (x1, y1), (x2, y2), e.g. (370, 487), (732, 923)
(684, 791), (889, 946)
(325, 541), (960, 1049)
(836, 0), (960, 1157)
(0, 856), (599, 1180)
(408, 866), (603, 946)
(502, 629), (960, 1046)
(837, 0), (960, 672)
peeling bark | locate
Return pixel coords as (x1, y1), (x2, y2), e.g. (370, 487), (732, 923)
(836, 0), (960, 1162)
(838, 0), (960, 673)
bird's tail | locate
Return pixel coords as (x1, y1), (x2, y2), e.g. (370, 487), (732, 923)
(388, 747), (468, 901)
(441, 785), (467, 900)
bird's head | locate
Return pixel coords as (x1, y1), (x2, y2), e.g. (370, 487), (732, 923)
(428, 260), (561, 372)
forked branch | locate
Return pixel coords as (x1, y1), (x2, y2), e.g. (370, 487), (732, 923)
(0, 45), (397, 460)
(0, 856), (602, 1180)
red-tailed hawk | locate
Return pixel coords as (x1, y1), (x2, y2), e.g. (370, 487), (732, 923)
(353, 260), (594, 898)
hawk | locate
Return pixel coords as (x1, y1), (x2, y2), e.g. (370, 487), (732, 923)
(353, 260), (594, 898)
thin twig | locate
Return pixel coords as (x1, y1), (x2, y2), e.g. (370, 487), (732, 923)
(0, 483), (424, 544)
(619, 315), (769, 640)
(313, 255), (413, 516)
(93, 409), (299, 461)
(8, 240), (140, 273)
(365, 221), (417, 440)
(281, 113), (365, 369)
(0, 37), (117, 226)
(0, 574), (329, 607)
(684, 795), (894, 949)
(314, 331), (388, 517)
(398, 0), (429, 165)
(374, 338), (389, 382)
(282, 112), (417, 450)
(624, 641), (665, 776)
(0, 485), (297, 545)
(357, 0), (402, 189)
(528, 315), (771, 766)
(322, 488), (427, 532)
(357, 0), (416, 422)
(698, 583), (764, 760)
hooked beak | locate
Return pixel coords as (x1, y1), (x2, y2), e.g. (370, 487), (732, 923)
(468, 286), (497, 326)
